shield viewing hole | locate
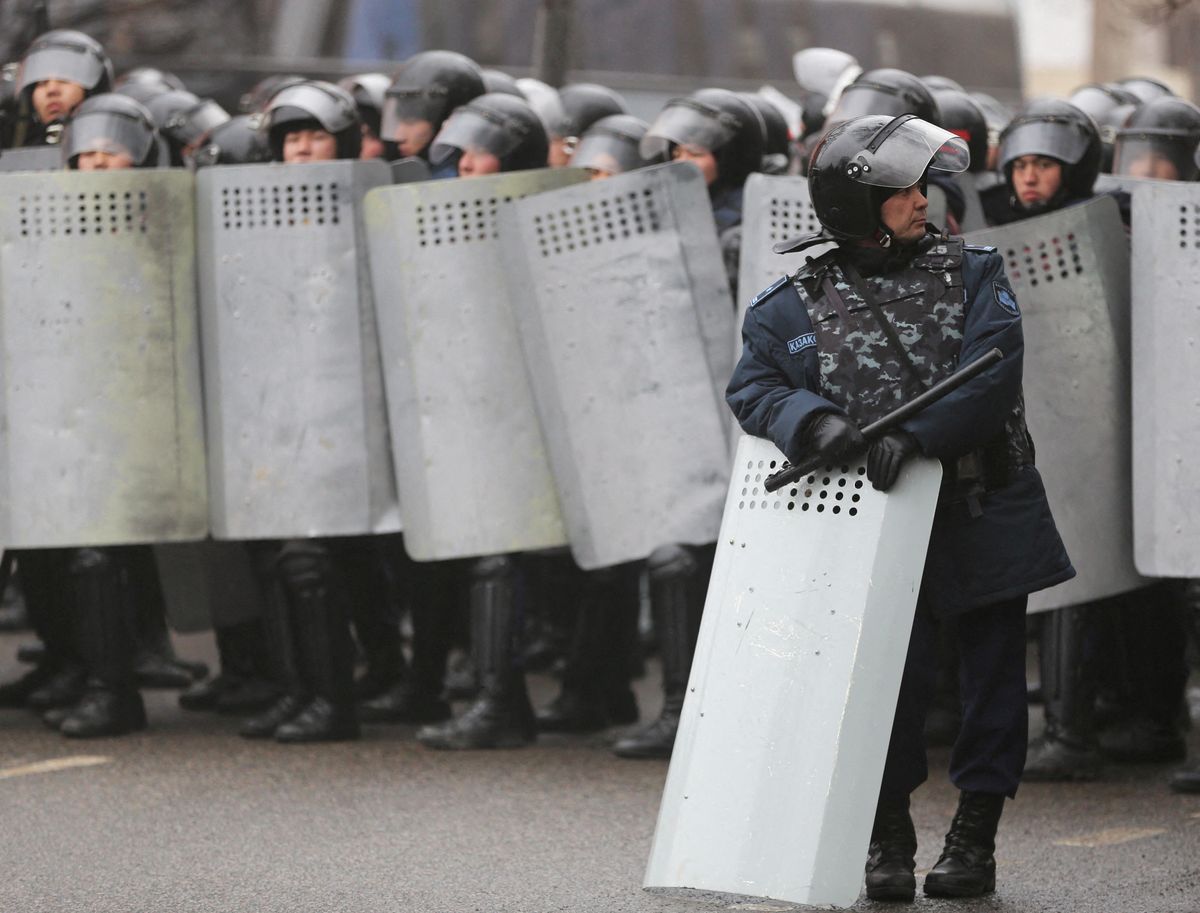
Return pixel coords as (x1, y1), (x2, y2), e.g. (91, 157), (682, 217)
(416, 196), (512, 246)
(737, 460), (868, 518)
(18, 190), (148, 237)
(1004, 234), (1084, 288)
(219, 182), (342, 230)
(1178, 204), (1200, 247)
(767, 195), (821, 244)
(533, 186), (663, 257)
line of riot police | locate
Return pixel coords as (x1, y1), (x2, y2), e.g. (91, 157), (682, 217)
(0, 29), (1196, 803)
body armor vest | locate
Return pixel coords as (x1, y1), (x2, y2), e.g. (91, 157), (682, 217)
(793, 238), (1034, 493)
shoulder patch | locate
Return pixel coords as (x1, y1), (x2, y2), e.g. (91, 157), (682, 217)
(749, 274), (789, 308)
(964, 244), (998, 253)
(993, 281), (1019, 316)
(786, 333), (817, 355)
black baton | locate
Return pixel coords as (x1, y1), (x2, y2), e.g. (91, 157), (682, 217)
(763, 347), (1005, 493)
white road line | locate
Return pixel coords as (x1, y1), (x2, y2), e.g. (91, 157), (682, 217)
(0, 755), (112, 781)
(1054, 827), (1167, 848)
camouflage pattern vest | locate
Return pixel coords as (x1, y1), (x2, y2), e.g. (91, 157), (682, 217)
(793, 237), (1033, 494)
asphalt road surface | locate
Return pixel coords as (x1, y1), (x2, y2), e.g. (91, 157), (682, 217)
(1, 631), (1197, 913)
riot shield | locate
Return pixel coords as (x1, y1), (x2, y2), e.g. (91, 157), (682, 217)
(966, 196), (1144, 610)
(1130, 180), (1200, 575)
(0, 146), (62, 173)
(645, 435), (943, 909)
(0, 170), (207, 548)
(364, 169), (588, 561)
(197, 159), (400, 540)
(927, 181), (949, 231)
(501, 162), (734, 570)
(391, 157), (431, 184)
(1094, 173), (1155, 195)
(956, 172), (987, 232)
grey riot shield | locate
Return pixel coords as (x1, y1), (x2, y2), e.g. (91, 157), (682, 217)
(391, 157), (431, 184)
(1094, 173), (1153, 195)
(0, 170), (207, 548)
(645, 435), (943, 909)
(154, 540), (264, 633)
(364, 169), (588, 561)
(1130, 180), (1200, 575)
(966, 197), (1145, 610)
(0, 146), (62, 172)
(956, 171), (987, 232)
(198, 159), (400, 539)
(926, 181), (949, 231)
(501, 161), (734, 570)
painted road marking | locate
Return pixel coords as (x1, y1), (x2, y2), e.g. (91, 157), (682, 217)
(0, 756), (111, 780)
(1055, 827), (1167, 847)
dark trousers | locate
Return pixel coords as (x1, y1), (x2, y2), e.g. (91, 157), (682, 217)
(880, 594), (1029, 800)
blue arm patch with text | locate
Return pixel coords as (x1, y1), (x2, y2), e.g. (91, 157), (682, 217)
(787, 333), (817, 355)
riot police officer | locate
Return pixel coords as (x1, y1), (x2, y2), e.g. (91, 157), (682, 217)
(144, 89), (229, 166)
(727, 114), (1074, 900)
(1069, 83), (1140, 173)
(338, 72), (391, 160)
(546, 82), (628, 167)
(1111, 96), (1200, 181)
(14, 29), (112, 147)
(380, 50), (486, 164)
(569, 114), (659, 179)
(189, 114), (272, 167)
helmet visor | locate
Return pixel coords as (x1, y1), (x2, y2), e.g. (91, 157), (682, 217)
(827, 85), (912, 125)
(64, 109), (154, 164)
(640, 98), (738, 159)
(381, 89), (449, 136)
(1000, 116), (1091, 169)
(268, 83), (355, 134)
(18, 44), (106, 93)
(429, 106), (525, 164)
(169, 99), (229, 144)
(572, 131), (644, 175)
(1113, 132), (1200, 181)
(847, 116), (969, 188)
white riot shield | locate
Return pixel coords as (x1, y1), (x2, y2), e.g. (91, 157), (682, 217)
(967, 197), (1145, 610)
(500, 162), (733, 570)
(0, 146), (62, 173)
(645, 435), (943, 910)
(1130, 180), (1200, 575)
(198, 160), (400, 540)
(0, 170), (207, 547)
(364, 169), (588, 561)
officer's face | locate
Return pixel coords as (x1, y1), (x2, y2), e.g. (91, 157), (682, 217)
(359, 125), (386, 161)
(283, 128), (338, 163)
(1125, 151), (1180, 181)
(548, 135), (577, 168)
(393, 118), (435, 157)
(1010, 155), (1063, 207)
(879, 183), (928, 244)
(76, 149), (135, 171)
(457, 146), (502, 177)
(672, 143), (719, 186)
(32, 79), (86, 124)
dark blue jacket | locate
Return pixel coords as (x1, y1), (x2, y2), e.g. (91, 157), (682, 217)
(726, 244), (1075, 616)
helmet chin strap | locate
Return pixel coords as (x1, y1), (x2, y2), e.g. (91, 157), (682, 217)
(872, 225), (896, 248)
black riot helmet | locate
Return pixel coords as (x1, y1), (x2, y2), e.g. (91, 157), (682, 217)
(1113, 97), (1200, 181)
(116, 67), (186, 95)
(429, 92), (548, 173)
(571, 114), (658, 177)
(641, 88), (765, 190)
(808, 114), (969, 244)
(999, 98), (1101, 204)
(191, 114), (272, 167)
(381, 50), (485, 139)
(922, 75), (965, 93)
(1069, 82), (1140, 171)
(16, 30), (113, 100)
(553, 83), (627, 140)
(146, 89), (230, 163)
(239, 74), (306, 114)
(740, 93), (791, 174)
(826, 68), (940, 129)
(1118, 76), (1175, 104)
(792, 47), (861, 116)
(338, 72), (391, 136)
(481, 68), (523, 97)
(62, 92), (159, 169)
(931, 89), (988, 173)
(264, 80), (361, 161)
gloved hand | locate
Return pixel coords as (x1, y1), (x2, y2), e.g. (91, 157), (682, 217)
(866, 431), (920, 492)
(803, 412), (867, 463)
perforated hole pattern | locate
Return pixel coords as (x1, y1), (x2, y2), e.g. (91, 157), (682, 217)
(767, 195), (820, 243)
(220, 183), (341, 230)
(19, 191), (148, 237)
(736, 458), (867, 518)
(1003, 234), (1083, 289)
(417, 195), (516, 247)
(1178, 203), (1200, 248)
(534, 187), (662, 257)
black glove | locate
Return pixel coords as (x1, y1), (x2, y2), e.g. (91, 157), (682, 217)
(804, 412), (867, 463)
(866, 431), (920, 492)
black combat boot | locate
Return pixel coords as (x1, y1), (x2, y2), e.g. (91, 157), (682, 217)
(864, 794), (917, 902)
(612, 545), (705, 759)
(240, 564), (309, 739)
(923, 791), (1005, 898)
(180, 620), (279, 714)
(338, 536), (407, 701)
(272, 543), (360, 743)
(1023, 606), (1102, 781)
(127, 546), (208, 689)
(537, 563), (640, 733)
(58, 549), (147, 738)
(417, 556), (535, 750)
